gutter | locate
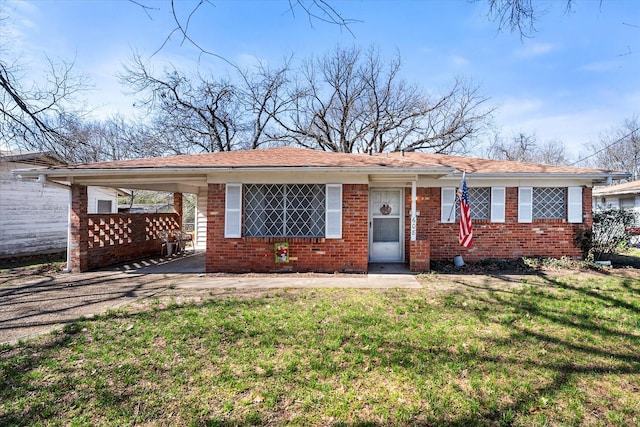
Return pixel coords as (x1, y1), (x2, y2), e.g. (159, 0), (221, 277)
(15, 166), (628, 183)
(14, 165), (456, 178)
(443, 171), (630, 182)
(37, 173), (72, 190)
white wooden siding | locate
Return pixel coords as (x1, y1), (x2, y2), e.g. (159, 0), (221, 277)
(195, 188), (208, 250)
(0, 161), (68, 257)
(88, 187), (118, 213)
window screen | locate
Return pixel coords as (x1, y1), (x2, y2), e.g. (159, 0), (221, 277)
(244, 184), (326, 237)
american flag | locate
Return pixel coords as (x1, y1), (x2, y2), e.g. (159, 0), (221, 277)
(458, 172), (473, 248)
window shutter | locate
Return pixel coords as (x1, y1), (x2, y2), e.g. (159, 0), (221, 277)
(225, 183), (242, 238)
(325, 184), (342, 238)
(518, 187), (533, 223)
(441, 187), (456, 223)
(567, 187), (583, 223)
(491, 187), (506, 222)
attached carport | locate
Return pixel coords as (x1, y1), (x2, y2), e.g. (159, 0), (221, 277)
(15, 164), (212, 272)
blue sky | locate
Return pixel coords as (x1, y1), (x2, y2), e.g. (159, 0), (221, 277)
(3, 0), (639, 160)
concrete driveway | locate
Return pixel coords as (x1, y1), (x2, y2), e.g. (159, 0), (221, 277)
(0, 252), (420, 345)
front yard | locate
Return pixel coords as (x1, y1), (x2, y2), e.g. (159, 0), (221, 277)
(1, 264), (639, 426)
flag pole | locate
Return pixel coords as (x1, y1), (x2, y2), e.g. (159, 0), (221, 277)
(458, 171), (473, 249)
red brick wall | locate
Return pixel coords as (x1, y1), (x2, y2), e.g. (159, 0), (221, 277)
(84, 213), (181, 270)
(409, 239), (430, 272)
(70, 184), (182, 271)
(173, 193), (183, 218)
(205, 183), (369, 273)
(405, 186), (593, 263)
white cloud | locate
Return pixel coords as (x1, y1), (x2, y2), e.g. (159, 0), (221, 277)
(450, 54), (470, 67)
(3, 0), (40, 52)
(514, 42), (557, 59)
(497, 97), (545, 119)
(578, 60), (621, 72)
(496, 107), (631, 159)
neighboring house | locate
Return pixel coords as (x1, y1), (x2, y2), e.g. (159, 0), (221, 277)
(14, 147), (628, 272)
(0, 151), (124, 260)
(593, 180), (640, 226)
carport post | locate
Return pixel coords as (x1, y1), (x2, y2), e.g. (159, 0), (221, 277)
(69, 184), (89, 272)
(173, 193), (183, 223)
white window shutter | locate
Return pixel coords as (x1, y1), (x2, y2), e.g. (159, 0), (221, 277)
(441, 187), (456, 223)
(567, 187), (583, 223)
(518, 187), (533, 223)
(225, 183), (242, 238)
(326, 184), (342, 238)
(491, 187), (506, 223)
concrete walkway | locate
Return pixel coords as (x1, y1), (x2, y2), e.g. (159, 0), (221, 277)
(109, 251), (420, 289)
(0, 253), (420, 345)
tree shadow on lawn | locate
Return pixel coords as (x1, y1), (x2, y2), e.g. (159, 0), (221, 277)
(408, 270), (640, 425)
(1, 276), (639, 426)
(0, 271), (171, 345)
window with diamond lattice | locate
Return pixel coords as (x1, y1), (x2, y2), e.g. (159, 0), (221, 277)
(533, 187), (565, 219)
(244, 184), (326, 237)
(455, 187), (490, 220)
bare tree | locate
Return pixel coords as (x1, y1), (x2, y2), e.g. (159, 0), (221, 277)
(120, 53), (293, 154)
(0, 7), (92, 160)
(272, 46), (492, 153)
(131, 0), (359, 61)
(238, 59), (297, 149)
(0, 53), (88, 155)
(121, 54), (238, 153)
(35, 114), (158, 163)
(483, 0), (575, 38)
(536, 139), (569, 165)
(589, 116), (640, 180)
(486, 132), (569, 164)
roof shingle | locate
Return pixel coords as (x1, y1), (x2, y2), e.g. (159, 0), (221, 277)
(27, 146), (624, 177)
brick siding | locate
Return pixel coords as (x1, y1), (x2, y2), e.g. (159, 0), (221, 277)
(205, 183), (369, 273)
(404, 186), (592, 266)
(173, 193), (183, 218)
(409, 239), (430, 272)
(70, 182), (594, 273)
(69, 184), (181, 271)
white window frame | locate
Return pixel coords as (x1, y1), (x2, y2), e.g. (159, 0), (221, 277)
(96, 199), (113, 214)
(519, 186), (582, 223)
(441, 187), (456, 223)
(443, 186), (504, 223)
(226, 183), (343, 239)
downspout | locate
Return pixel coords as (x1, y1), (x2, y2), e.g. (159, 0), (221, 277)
(37, 174), (72, 190)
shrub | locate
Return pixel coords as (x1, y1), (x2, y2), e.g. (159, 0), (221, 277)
(580, 207), (638, 260)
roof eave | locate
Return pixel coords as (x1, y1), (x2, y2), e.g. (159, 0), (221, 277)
(447, 172), (629, 181)
(14, 166), (626, 184)
(13, 165), (455, 178)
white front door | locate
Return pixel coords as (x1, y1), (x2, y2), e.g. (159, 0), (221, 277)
(369, 188), (404, 262)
